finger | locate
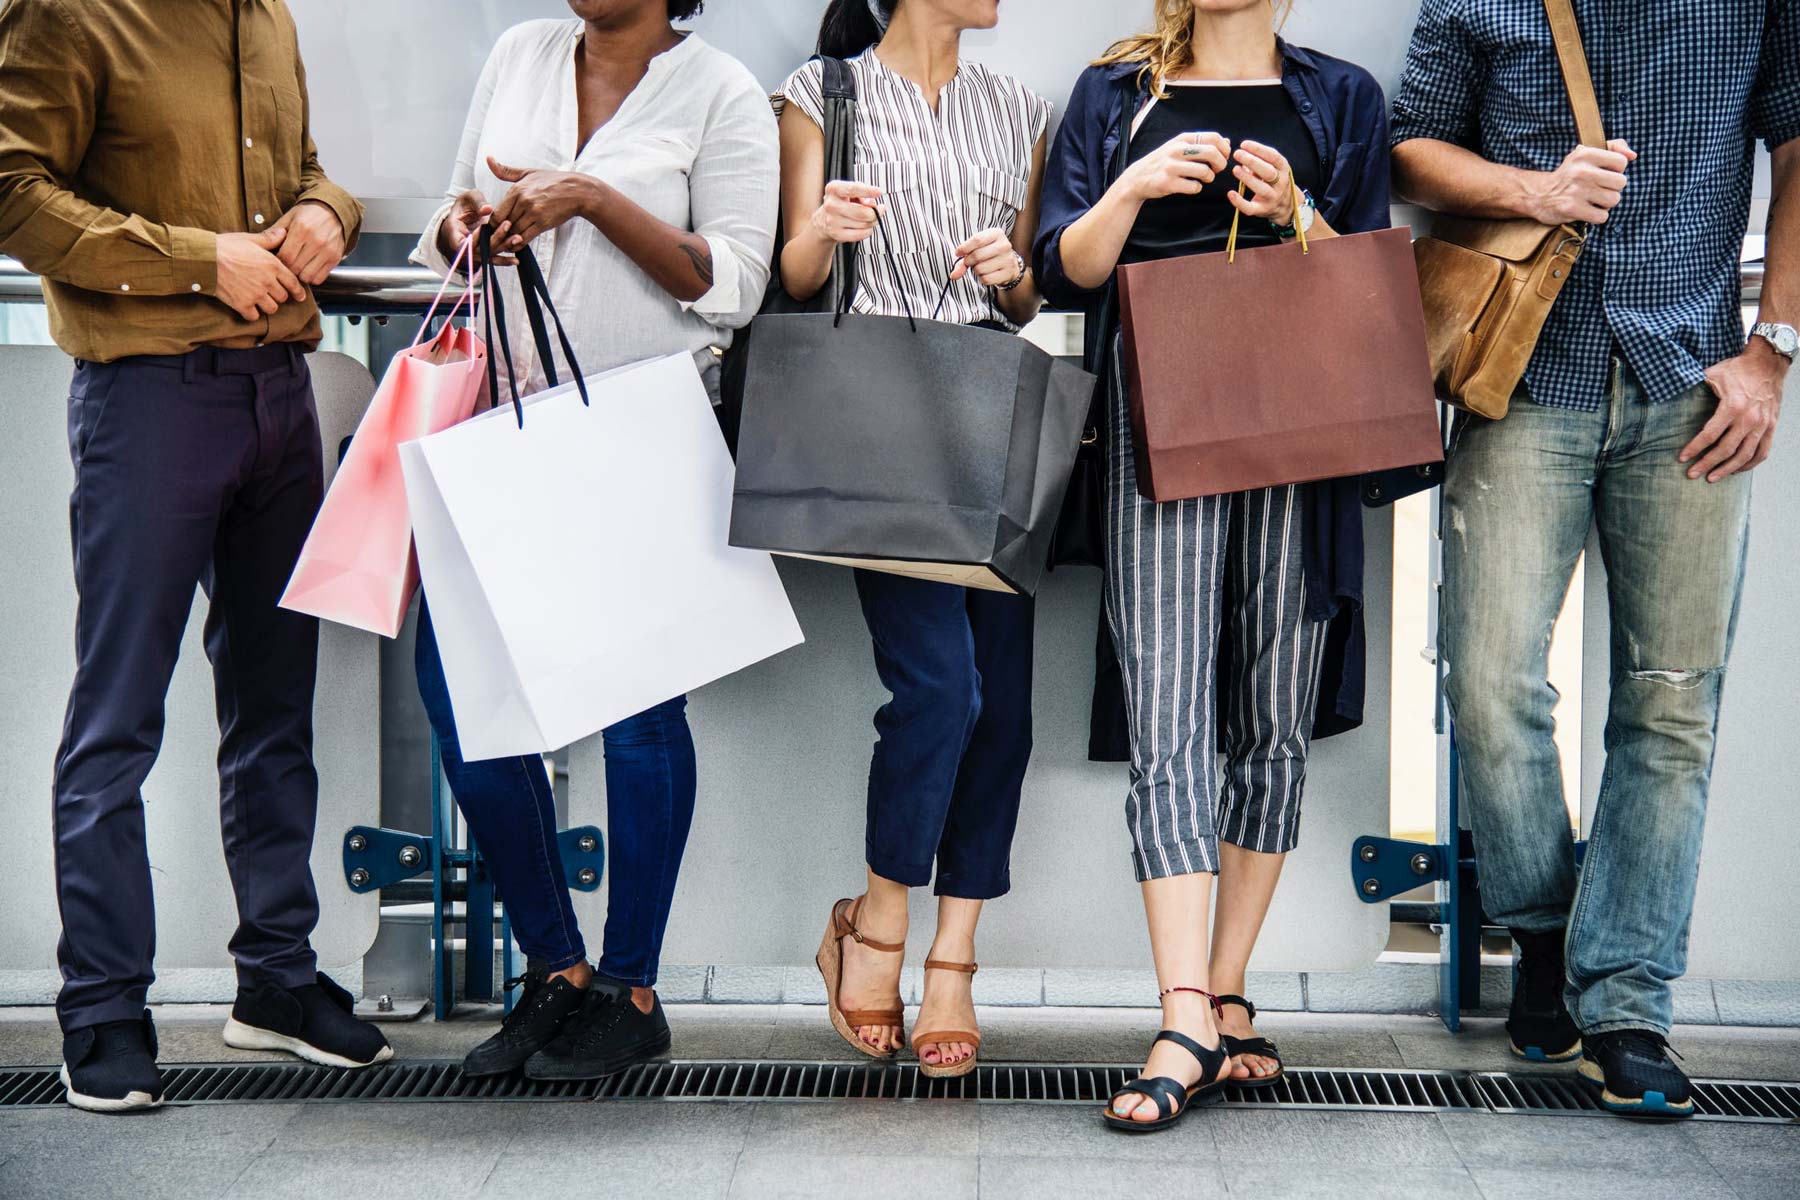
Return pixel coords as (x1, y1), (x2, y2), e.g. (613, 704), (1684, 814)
(967, 238), (1015, 267)
(256, 293), (280, 316)
(1680, 396), (1733, 463)
(1711, 431), (1763, 482)
(829, 181), (884, 202)
(1233, 164), (1281, 201)
(948, 258), (968, 281)
(1607, 138), (1638, 162)
(235, 303), (262, 322)
(1177, 143), (1229, 172)
(1234, 149), (1281, 184)
(485, 156), (529, 183)
(1689, 422), (1748, 480)
(1237, 139), (1289, 171)
(1170, 159), (1218, 184)
(1583, 148), (1631, 173)
(253, 225), (287, 250)
(953, 230), (1001, 259)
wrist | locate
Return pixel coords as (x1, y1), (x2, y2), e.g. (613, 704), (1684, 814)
(1745, 333), (1793, 376)
(579, 177), (612, 225)
(1514, 168), (1558, 224)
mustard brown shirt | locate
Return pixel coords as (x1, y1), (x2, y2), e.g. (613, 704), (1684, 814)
(0, 0), (362, 361)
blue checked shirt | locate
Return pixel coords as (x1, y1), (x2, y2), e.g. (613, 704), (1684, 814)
(1391, 0), (1800, 410)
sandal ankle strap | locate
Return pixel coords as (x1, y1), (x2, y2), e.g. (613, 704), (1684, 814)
(923, 959), (978, 975)
(833, 898), (905, 954)
(1215, 993), (1256, 1020)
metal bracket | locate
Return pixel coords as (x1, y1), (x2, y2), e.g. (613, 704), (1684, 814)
(1350, 835), (1448, 902)
(558, 826), (605, 892)
(343, 826), (434, 894)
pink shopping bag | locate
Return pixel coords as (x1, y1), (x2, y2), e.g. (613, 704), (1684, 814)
(280, 236), (488, 637)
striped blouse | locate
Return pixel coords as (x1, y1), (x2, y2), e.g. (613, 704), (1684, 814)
(782, 50), (1050, 332)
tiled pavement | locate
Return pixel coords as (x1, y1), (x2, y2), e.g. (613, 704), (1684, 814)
(1, 1006), (1795, 1200)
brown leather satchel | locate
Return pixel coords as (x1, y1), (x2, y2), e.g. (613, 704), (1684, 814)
(1411, 0), (1605, 419)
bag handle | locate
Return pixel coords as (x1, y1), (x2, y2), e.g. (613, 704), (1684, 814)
(819, 55), (861, 312)
(478, 226), (524, 426)
(1225, 177), (1310, 263)
(411, 231), (481, 351)
(1543, 0), (1606, 151)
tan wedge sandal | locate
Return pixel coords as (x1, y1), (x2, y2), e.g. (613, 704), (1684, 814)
(817, 897), (905, 1060)
(911, 959), (981, 1079)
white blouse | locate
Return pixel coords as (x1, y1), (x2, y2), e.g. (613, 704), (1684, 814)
(412, 22), (779, 395)
(782, 50), (1050, 331)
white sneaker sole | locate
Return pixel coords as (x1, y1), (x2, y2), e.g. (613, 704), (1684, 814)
(59, 1064), (162, 1113)
(222, 1017), (395, 1069)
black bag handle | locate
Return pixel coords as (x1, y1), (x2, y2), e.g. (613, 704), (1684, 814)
(819, 55), (860, 315)
(476, 225), (589, 428)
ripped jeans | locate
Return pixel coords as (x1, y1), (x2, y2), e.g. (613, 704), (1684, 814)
(1441, 360), (1752, 1035)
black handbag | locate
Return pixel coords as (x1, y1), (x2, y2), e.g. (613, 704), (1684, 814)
(716, 57), (858, 453)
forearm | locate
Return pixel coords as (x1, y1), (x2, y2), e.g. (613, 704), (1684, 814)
(0, 176), (217, 294)
(1756, 143), (1799, 334)
(1391, 138), (1551, 222)
(780, 223), (836, 304)
(996, 275), (1042, 325)
(1055, 180), (1144, 291)
(582, 180), (713, 304)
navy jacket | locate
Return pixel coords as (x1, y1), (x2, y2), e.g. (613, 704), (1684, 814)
(1033, 40), (1393, 739)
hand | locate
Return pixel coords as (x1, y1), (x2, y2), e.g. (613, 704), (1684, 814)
(950, 228), (1024, 287)
(1227, 139), (1297, 226)
(811, 179), (883, 245)
(1528, 139), (1637, 225)
(1682, 343), (1787, 482)
(270, 201), (347, 286)
(488, 157), (601, 250)
(437, 188), (512, 266)
(215, 227), (306, 321)
(1120, 132), (1230, 203)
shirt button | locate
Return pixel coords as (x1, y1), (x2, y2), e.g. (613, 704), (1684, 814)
(253, 213), (265, 225)
(119, 283), (130, 291)
(245, 137), (254, 149)
(190, 283), (202, 292)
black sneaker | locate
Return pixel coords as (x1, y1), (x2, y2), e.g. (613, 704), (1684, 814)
(1579, 1029), (1695, 1118)
(61, 1011), (163, 1114)
(223, 972), (394, 1068)
(462, 960), (589, 1077)
(523, 975), (671, 1081)
(1506, 928), (1582, 1063)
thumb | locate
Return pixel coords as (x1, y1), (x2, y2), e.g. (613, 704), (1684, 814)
(486, 156), (528, 182)
(253, 226), (287, 249)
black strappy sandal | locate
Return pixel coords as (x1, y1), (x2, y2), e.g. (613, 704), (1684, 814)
(1101, 988), (1232, 1133)
(1217, 994), (1284, 1089)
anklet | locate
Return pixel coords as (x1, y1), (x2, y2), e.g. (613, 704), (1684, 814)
(1160, 986), (1224, 1016)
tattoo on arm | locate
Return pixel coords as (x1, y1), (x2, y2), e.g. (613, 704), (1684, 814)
(678, 241), (714, 288)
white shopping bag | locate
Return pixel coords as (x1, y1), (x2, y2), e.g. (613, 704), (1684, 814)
(399, 352), (805, 761)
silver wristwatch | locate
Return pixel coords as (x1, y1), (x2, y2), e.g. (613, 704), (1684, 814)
(1750, 321), (1799, 361)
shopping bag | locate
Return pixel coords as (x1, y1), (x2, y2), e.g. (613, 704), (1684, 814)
(729, 294), (1094, 597)
(400, 239), (803, 761)
(1118, 220), (1443, 502)
(280, 235), (487, 636)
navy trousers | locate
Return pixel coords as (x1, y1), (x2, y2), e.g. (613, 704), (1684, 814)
(413, 602), (699, 987)
(52, 347), (325, 1032)
(854, 570), (1035, 899)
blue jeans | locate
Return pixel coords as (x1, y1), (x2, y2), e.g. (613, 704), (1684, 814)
(855, 570), (1035, 899)
(1441, 363), (1752, 1036)
(413, 601), (698, 987)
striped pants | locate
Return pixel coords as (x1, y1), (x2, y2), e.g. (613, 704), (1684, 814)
(1104, 334), (1331, 881)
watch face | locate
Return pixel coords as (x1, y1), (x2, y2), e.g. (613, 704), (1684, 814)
(1776, 326), (1800, 356)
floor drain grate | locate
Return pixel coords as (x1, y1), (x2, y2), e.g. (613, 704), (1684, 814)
(1, 1062), (1792, 1122)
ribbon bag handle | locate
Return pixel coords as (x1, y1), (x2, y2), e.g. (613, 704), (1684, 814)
(478, 226), (525, 426)
(411, 231), (481, 353)
(511, 246), (589, 408)
(1226, 177), (1310, 264)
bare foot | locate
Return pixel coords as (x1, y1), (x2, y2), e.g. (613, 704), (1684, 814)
(1110, 992), (1228, 1124)
(916, 949), (978, 1067)
(836, 899), (906, 1054)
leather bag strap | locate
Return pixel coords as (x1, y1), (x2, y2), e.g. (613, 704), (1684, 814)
(1543, 0), (1606, 150)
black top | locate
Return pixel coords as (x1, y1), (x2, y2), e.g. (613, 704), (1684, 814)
(1122, 83), (1322, 265)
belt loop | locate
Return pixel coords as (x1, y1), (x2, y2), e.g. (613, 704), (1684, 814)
(182, 352), (197, 384)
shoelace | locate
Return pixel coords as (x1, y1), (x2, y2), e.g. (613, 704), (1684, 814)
(1610, 1030), (1684, 1063)
(497, 975), (554, 1037)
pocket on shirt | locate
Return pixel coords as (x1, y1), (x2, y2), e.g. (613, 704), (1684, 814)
(856, 161), (931, 251)
(1325, 141), (1366, 213)
(269, 84), (305, 206)
(970, 166), (1030, 239)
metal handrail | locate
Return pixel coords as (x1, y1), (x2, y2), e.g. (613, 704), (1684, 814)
(0, 255), (1768, 317)
(0, 257), (464, 317)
